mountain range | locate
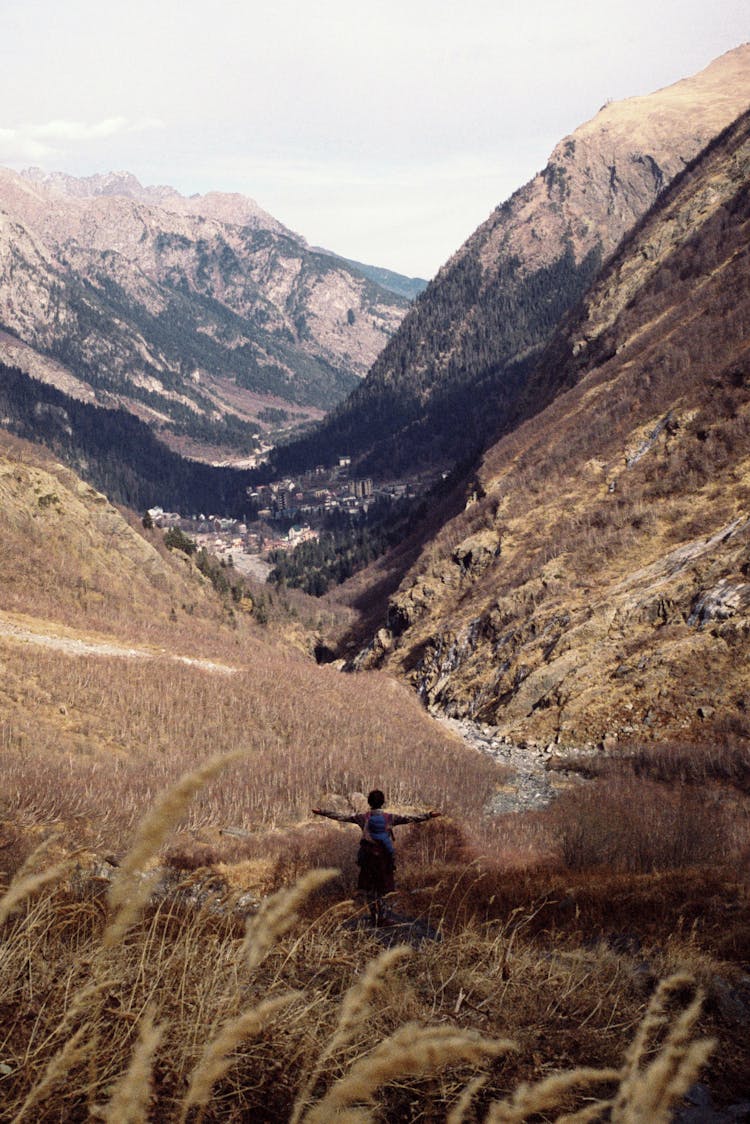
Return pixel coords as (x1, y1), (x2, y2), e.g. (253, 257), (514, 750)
(270, 44), (750, 479)
(350, 100), (750, 750)
(0, 167), (412, 462)
(2, 43), (750, 1121)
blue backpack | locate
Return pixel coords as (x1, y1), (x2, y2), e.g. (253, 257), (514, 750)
(359, 810), (395, 860)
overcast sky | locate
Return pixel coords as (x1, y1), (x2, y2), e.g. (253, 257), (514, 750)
(1, 0), (748, 277)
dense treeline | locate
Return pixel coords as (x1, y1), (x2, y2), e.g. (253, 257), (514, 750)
(267, 242), (604, 477)
(268, 494), (422, 595)
(0, 364), (257, 517)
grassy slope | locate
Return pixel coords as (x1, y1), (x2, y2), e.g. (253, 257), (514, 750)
(0, 429), (493, 838)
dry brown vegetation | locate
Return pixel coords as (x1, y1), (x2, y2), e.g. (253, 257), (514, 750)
(0, 639), (500, 864)
(1, 757), (748, 1123)
(1, 606), (748, 1119)
(546, 735), (750, 793)
(1, 429), (749, 1118)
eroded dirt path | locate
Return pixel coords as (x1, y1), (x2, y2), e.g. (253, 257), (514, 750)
(0, 611), (237, 675)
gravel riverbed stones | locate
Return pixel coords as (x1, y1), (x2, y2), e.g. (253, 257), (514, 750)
(435, 714), (598, 814)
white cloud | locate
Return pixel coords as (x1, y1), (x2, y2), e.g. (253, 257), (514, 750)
(0, 116), (166, 170)
(27, 116), (129, 141)
(0, 127), (57, 163)
(127, 118), (165, 134)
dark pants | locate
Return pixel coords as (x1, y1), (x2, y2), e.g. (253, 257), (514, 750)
(357, 842), (395, 925)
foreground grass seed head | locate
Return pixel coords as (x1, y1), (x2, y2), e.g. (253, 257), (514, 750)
(0, 747), (732, 1121)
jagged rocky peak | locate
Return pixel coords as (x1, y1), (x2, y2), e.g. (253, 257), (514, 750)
(22, 166), (177, 200)
(20, 166), (291, 234)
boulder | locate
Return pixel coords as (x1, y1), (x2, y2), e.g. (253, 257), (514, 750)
(452, 530), (501, 574)
(688, 579), (750, 626)
(503, 652), (579, 719)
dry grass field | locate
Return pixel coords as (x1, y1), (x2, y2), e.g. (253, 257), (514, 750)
(1, 431), (749, 1119)
(1, 765), (748, 1123)
(1, 638), (748, 1121)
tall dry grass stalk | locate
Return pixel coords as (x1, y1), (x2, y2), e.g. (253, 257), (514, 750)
(290, 944), (413, 1124)
(104, 750), (245, 948)
(239, 866), (338, 974)
(484, 1067), (620, 1122)
(179, 993), (299, 1123)
(303, 1023), (515, 1122)
(0, 859), (71, 927)
(10, 830), (63, 877)
(10, 1025), (92, 1124)
(101, 1008), (164, 1124)
(446, 1074), (488, 1124)
(13, 755), (250, 1119)
(611, 974), (714, 1123)
(555, 1104), (616, 1124)
(482, 973), (714, 1124)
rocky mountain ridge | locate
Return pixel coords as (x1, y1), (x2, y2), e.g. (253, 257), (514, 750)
(270, 44), (750, 479)
(352, 105), (750, 750)
(20, 167), (290, 233)
(0, 167), (410, 460)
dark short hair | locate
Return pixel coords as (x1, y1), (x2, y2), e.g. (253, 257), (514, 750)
(367, 789), (385, 808)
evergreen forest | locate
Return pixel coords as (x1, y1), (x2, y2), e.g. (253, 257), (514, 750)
(267, 243), (604, 477)
(0, 364), (257, 518)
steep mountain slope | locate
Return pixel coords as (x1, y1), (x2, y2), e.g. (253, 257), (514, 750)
(333, 256), (428, 299)
(0, 360), (257, 515)
(0, 169), (409, 460)
(354, 107), (750, 749)
(271, 44), (750, 478)
(0, 429), (230, 641)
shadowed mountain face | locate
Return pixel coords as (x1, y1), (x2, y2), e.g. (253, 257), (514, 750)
(354, 106), (750, 749)
(270, 45), (750, 479)
(0, 168), (410, 461)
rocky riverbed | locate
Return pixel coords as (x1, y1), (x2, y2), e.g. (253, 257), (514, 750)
(436, 714), (598, 814)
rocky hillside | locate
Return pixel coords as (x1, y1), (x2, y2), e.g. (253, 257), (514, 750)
(0, 168), (410, 460)
(353, 106), (750, 750)
(272, 44), (750, 478)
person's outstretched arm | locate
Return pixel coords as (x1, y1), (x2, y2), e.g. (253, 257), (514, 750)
(312, 808), (360, 824)
(390, 810), (442, 826)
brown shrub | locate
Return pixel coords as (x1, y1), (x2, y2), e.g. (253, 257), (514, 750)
(548, 777), (730, 872)
(550, 737), (750, 795)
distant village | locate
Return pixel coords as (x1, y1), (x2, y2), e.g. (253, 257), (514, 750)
(148, 457), (424, 581)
